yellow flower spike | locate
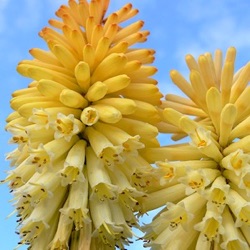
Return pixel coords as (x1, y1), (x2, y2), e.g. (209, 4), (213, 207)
(74, 61), (90, 93)
(220, 206), (249, 250)
(59, 89), (88, 109)
(59, 140), (86, 186)
(219, 103), (237, 147)
(206, 87), (222, 134)
(5, 0), (163, 248)
(90, 103), (122, 123)
(85, 81), (108, 102)
(230, 62), (250, 103)
(103, 74), (131, 94)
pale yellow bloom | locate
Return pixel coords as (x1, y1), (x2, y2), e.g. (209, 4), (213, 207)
(4, 0), (162, 249)
(144, 47), (250, 249)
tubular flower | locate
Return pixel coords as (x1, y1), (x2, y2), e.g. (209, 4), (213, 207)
(142, 47), (250, 249)
(4, 0), (163, 249)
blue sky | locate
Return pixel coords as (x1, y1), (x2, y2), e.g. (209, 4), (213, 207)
(1, 0), (250, 249)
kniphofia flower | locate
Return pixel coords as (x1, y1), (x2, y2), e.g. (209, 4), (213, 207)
(141, 47), (250, 249)
(4, 0), (163, 249)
